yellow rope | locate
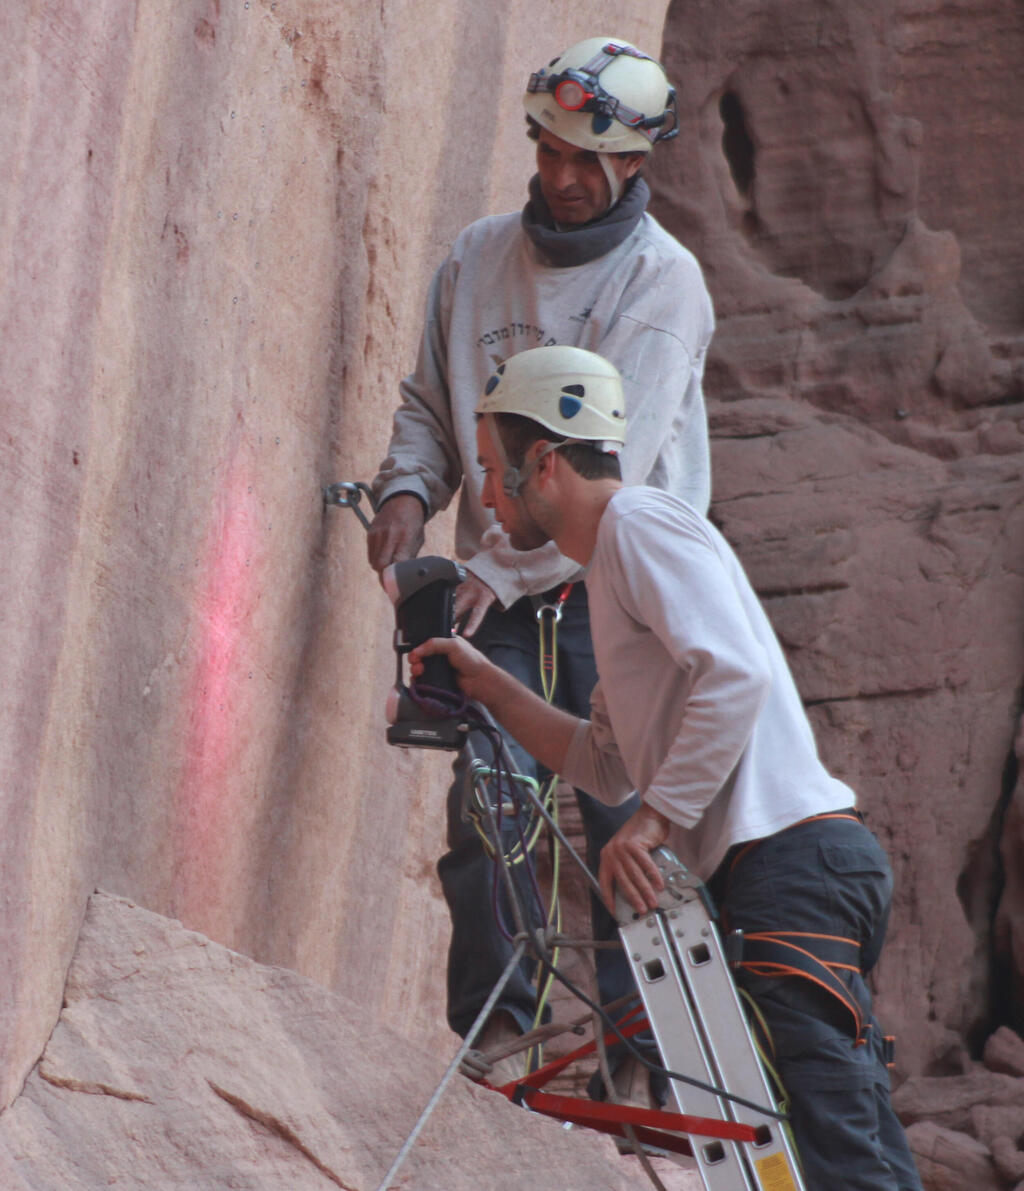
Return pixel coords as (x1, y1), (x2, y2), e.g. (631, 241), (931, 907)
(529, 605), (566, 1068)
(738, 986), (800, 1159)
(467, 599), (571, 1073)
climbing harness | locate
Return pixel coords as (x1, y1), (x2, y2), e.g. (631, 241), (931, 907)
(719, 812), (877, 1050)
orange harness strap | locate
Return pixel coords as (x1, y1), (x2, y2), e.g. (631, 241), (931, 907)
(735, 930), (869, 1045)
(725, 812), (864, 876)
(725, 812), (872, 1046)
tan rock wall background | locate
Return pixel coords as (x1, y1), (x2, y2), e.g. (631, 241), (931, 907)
(1, 0), (1022, 1151)
(0, 0), (669, 1111)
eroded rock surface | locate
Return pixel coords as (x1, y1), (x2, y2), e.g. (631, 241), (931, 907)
(894, 1034), (1024, 1189)
(0, 0), (671, 1117)
(0, 892), (692, 1190)
(648, 0), (1024, 1080)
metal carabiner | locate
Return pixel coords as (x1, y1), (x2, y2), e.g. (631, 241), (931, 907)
(534, 600), (564, 624)
(323, 480), (378, 532)
(534, 581), (574, 624)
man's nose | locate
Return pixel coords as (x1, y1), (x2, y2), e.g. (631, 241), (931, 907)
(551, 159), (579, 190)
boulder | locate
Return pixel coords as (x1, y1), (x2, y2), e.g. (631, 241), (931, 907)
(892, 1068), (1024, 1132)
(971, 1103), (1024, 1182)
(904, 1121), (1001, 1191)
(991, 1136), (1024, 1186)
(0, 891), (670, 1191)
(984, 1028), (1024, 1079)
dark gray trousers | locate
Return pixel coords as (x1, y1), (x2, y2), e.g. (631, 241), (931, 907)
(710, 815), (923, 1191)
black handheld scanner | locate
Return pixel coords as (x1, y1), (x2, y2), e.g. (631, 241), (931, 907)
(382, 556), (467, 749)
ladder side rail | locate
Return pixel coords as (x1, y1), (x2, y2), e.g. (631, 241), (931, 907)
(660, 897), (806, 1191)
(620, 910), (757, 1191)
(662, 900), (809, 1191)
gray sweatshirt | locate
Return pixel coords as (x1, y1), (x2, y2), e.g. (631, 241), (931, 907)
(372, 206), (714, 607)
(562, 486), (855, 879)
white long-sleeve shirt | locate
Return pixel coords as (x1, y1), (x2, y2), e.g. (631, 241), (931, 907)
(372, 208), (714, 607)
(561, 486), (855, 879)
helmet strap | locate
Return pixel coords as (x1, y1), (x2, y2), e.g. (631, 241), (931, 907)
(598, 153), (622, 210)
(485, 414), (562, 500)
(485, 414), (526, 499)
(514, 441), (562, 496)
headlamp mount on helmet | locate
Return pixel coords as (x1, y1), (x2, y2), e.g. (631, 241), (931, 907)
(526, 41), (678, 146)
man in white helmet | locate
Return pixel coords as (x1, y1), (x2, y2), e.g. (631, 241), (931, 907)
(367, 37), (713, 1101)
(408, 345), (924, 1191)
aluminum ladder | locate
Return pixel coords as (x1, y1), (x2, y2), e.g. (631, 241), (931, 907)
(617, 847), (805, 1191)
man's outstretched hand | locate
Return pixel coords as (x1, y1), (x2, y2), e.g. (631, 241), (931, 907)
(454, 572), (498, 638)
(413, 639), (672, 919)
(366, 494), (426, 574)
(599, 804), (672, 917)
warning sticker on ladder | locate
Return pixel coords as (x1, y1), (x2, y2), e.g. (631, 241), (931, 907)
(753, 1152), (800, 1191)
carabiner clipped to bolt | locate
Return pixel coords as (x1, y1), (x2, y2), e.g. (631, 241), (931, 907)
(323, 480), (378, 532)
(535, 600), (564, 624)
(534, 581), (574, 624)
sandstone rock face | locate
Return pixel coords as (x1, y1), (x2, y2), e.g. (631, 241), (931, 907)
(0, 891), (684, 1190)
(0, 0), (669, 1113)
(995, 720), (1024, 1035)
(647, 0), (1024, 1084)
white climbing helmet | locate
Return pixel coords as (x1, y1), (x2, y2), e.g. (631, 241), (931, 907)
(524, 36), (677, 155)
(476, 345), (627, 449)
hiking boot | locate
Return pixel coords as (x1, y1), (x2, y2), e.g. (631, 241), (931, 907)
(609, 1056), (658, 1111)
(461, 1012), (526, 1088)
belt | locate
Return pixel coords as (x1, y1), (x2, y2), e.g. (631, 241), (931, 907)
(714, 808), (863, 890)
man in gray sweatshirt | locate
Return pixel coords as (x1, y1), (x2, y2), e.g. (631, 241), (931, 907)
(367, 36), (714, 1100)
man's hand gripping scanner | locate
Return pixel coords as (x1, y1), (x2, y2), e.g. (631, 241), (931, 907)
(383, 556), (469, 750)
(323, 480), (469, 751)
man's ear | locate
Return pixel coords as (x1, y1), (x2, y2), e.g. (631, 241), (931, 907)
(529, 441), (558, 482)
(624, 152), (645, 180)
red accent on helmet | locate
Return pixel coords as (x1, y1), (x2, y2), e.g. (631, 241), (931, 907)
(554, 78), (592, 111)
